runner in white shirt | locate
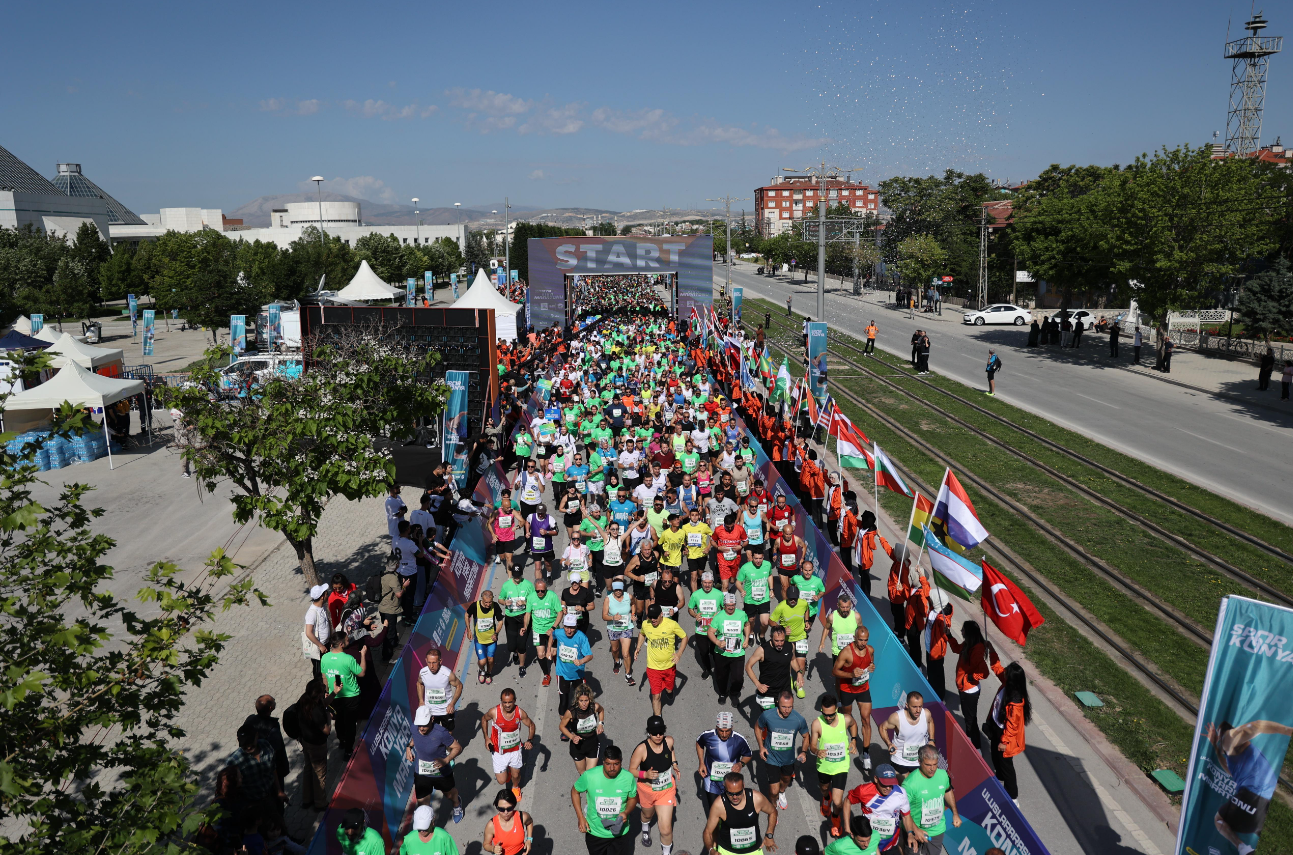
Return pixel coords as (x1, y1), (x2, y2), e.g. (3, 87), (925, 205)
(691, 421), (711, 454)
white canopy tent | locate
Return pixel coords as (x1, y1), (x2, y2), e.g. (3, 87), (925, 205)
(32, 325), (63, 344)
(9, 315), (33, 335)
(3, 361), (145, 468)
(44, 332), (125, 373)
(336, 260), (402, 302)
(451, 269), (522, 341)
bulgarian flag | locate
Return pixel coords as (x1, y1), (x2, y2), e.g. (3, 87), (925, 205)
(873, 443), (914, 497)
(831, 409), (873, 469)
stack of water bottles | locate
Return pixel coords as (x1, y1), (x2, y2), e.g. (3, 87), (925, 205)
(5, 427), (113, 470)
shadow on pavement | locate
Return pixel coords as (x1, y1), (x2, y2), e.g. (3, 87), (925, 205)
(1025, 744), (1148, 855)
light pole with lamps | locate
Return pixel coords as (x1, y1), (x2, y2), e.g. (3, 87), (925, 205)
(503, 198), (511, 283)
(412, 198), (421, 244)
(311, 176), (326, 285)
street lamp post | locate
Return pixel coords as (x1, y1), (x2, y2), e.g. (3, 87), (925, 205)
(311, 176), (325, 285)
(412, 198), (421, 244)
(504, 197), (511, 282)
(706, 195), (749, 299)
(782, 162), (859, 321)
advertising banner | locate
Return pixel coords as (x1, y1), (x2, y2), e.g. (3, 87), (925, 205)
(732, 286), (743, 323)
(29, 314), (43, 334)
(128, 294), (138, 324)
(807, 321), (829, 398)
(405, 278), (416, 307)
(424, 271), (433, 301)
(266, 304), (281, 352)
(142, 310), (155, 357)
(443, 370), (471, 489)
(230, 315), (246, 362)
(450, 273), (459, 300)
(510, 269), (518, 283)
(1175, 596), (1293, 855)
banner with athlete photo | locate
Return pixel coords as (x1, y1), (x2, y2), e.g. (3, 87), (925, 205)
(230, 315), (246, 357)
(424, 271), (434, 301)
(406, 278), (416, 307)
(807, 322), (829, 398)
(1175, 596), (1293, 855)
(732, 286), (743, 323)
(726, 409), (1049, 855)
(443, 370), (471, 489)
(307, 502), (490, 855)
(142, 310), (155, 356)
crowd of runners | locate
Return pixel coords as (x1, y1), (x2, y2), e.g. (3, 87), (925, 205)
(336, 289), (1029, 855)
(571, 274), (670, 317)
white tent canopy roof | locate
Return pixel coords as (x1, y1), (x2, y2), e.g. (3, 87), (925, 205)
(32, 325), (63, 344)
(4, 360), (144, 411)
(452, 269), (522, 314)
(336, 260), (402, 301)
(44, 332), (124, 369)
(9, 315), (33, 335)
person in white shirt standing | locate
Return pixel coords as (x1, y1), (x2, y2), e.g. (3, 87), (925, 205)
(409, 493), (437, 607)
(303, 583), (332, 684)
(385, 484), (407, 548)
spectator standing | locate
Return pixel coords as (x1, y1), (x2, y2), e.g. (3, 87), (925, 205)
(1133, 325), (1143, 363)
(981, 646), (1031, 802)
(863, 321), (877, 356)
(985, 350), (1001, 397)
(1162, 334), (1174, 374)
(226, 724), (286, 816)
(303, 584), (331, 684)
(241, 695), (289, 789)
(170, 405), (191, 477)
(1282, 361), (1293, 400)
(1258, 348), (1276, 390)
(288, 680), (331, 811)
(1072, 318), (1085, 349)
(1108, 320), (1121, 358)
(916, 332), (931, 375)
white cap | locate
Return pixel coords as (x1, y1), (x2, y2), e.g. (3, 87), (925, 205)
(414, 706), (433, 726)
(564, 614), (579, 627)
(569, 570), (584, 585)
(413, 805), (434, 831)
(716, 711), (734, 727)
(310, 583), (329, 600)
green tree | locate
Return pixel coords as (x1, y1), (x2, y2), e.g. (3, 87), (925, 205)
(353, 233), (407, 283)
(0, 224), (68, 326)
(591, 221), (616, 236)
(67, 222), (112, 302)
(896, 234), (949, 288)
(878, 170), (1004, 284)
(464, 230), (490, 274)
(0, 383), (259, 854)
(160, 338), (446, 586)
(234, 239), (286, 303)
(282, 227), (359, 300)
(1010, 164), (1117, 307)
(149, 230), (265, 343)
(619, 224), (634, 236)
(98, 242), (147, 302)
(428, 236), (463, 280)
(19, 256), (95, 330)
(1236, 257), (1293, 342)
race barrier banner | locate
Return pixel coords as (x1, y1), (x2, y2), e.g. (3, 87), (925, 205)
(1175, 596), (1293, 855)
(443, 370), (471, 489)
(807, 321), (829, 399)
(142, 310), (155, 357)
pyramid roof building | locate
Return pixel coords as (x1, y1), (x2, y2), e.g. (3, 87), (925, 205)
(49, 164), (146, 225)
(0, 145), (62, 195)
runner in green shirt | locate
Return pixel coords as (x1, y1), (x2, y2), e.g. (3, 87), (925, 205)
(818, 593), (860, 657)
(522, 582), (561, 679)
(687, 571), (725, 676)
(321, 642), (364, 699)
(571, 747), (638, 840)
(336, 811), (386, 855)
(679, 443), (700, 474)
(499, 568), (535, 666)
(796, 561), (827, 621)
(826, 816), (880, 855)
(904, 745), (960, 846)
(736, 557), (774, 645)
(398, 807), (460, 855)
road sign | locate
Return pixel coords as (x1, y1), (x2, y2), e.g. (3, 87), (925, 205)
(942, 275), (954, 282)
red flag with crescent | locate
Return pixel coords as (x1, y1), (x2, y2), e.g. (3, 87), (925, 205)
(979, 559), (1045, 645)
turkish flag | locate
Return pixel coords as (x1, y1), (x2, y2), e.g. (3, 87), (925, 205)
(980, 559), (1045, 645)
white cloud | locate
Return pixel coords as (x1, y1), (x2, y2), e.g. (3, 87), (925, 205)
(519, 101), (585, 135)
(529, 170), (545, 180)
(591, 106), (824, 152)
(298, 176), (398, 204)
(446, 88), (581, 135)
(340, 99), (435, 120)
(260, 98), (321, 116)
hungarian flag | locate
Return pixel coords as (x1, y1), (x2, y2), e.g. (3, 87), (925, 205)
(933, 469), (990, 550)
(907, 494), (935, 546)
(831, 409), (873, 469)
(873, 443), (914, 497)
(980, 559), (1045, 645)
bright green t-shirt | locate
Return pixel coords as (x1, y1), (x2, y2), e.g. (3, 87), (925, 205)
(646, 506), (669, 536)
(737, 561), (774, 606)
(828, 610), (860, 656)
(904, 768), (952, 835)
(771, 598), (809, 643)
(590, 427), (613, 445)
(713, 608), (750, 658)
(321, 651), (362, 698)
(580, 417), (599, 438)
(499, 578), (535, 618)
(526, 590), (561, 637)
(688, 587), (725, 633)
(337, 826), (386, 855)
(824, 834), (880, 855)
(680, 451), (700, 473)
(795, 574), (827, 619)
(588, 451), (605, 482)
(574, 767), (637, 838)
(398, 827), (460, 855)
(580, 514), (608, 551)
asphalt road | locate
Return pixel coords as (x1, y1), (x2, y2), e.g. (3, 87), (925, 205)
(718, 262), (1293, 525)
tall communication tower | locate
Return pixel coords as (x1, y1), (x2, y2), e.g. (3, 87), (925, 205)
(1225, 12), (1283, 154)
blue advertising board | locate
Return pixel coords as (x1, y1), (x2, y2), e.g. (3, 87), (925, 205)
(732, 286), (743, 323)
(807, 321), (829, 398)
(266, 304), (281, 351)
(142, 310), (155, 356)
(29, 314), (43, 334)
(405, 278), (416, 307)
(450, 273), (459, 300)
(443, 370), (471, 488)
(424, 271), (434, 302)
(230, 315), (246, 362)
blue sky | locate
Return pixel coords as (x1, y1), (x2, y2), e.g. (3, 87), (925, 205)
(3, 0), (1287, 215)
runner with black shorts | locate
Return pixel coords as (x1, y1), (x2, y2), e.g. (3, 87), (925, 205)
(626, 542), (661, 624)
(559, 684), (605, 774)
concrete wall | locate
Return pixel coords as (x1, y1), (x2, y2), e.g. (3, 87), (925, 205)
(0, 190), (111, 238)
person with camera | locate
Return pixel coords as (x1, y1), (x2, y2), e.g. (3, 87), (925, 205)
(321, 633), (367, 760)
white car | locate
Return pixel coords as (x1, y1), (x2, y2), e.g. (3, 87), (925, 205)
(963, 304), (1031, 326)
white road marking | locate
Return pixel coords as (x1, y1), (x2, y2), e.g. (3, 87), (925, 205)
(1072, 392), (1120, 410)
(1173, 426), (1242, 452)
(1215, 411), (1293, 435)
(1032, 712), (1161, 855)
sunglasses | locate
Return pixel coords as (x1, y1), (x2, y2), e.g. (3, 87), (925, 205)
(495, 805), (516, 813)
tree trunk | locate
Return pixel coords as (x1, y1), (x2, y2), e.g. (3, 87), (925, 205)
(292, 535), (319, 588)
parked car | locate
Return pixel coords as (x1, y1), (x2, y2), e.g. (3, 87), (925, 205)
(962, 303), (1031, 326)
(217, 354), (303, 397)
(1047, 309), (1098, 329)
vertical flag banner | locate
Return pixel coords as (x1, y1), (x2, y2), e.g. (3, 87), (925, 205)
(807, 321), (829, 398)
(1176, 596), (1293, 855)
(128, 294), (138, 323)
(230, 315), (246, 360)
(510, 269), (518, 283)
(266, 305), (281, 352)
(443, 370), (471, 489)
(424, 272), (433, 302)
(450, 273), (459, 299)
(405, 278), (416, 307)
(732, 286), (743, 323)
(141, 309), (155, 357)
(29, 314), (44, 334)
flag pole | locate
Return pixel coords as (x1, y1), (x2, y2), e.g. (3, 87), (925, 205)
(903, 491), (920, 552)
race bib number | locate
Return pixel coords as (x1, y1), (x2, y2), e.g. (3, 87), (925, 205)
(751, 581), (768, 600)
(567, 606), (583, 616)
(723, 620), (742, 637)
(709, 761), (734, 780)
(476, 618), (494, 632)
(902, 742), (921, 763)
(699, 600), (718, 615)
(871, 816), (896, 837)
(794, 640), (808, 655)
(577, 714), (599, 733)
(737, 482), (750, 496)
(576, 480), (588, 493)
(835, 633), (853, 649)
(723, 550), (738, 561)
(426, 688), (447, 706)
(687, 533), (703, 547)
(497, 729), (522, 751)
(921, 798), (945, 827)
(770, 731), (794, 750)
(824, 742), (846, 762)
(613, 617), (632, 631)
(645, 572), (659, 587)
(559, 644), (578, 663)
(780, 552), (796, 567)
(662, 606), (676, 618)
(499, 517), (513, 528)
(532, 631), (542, 645)
(652, 769), (674, 791)
(595, 796), (621, 817)
(756, 694), (775, 709)
(729, 828), (756, 847)
(532, 536), (546, 550)
(417, 759), (442, 776)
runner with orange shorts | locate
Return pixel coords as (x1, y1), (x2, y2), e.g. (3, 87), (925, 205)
(630, 716), (681, 851)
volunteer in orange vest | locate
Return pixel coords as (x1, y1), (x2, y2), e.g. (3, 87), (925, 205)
(800, 449), (826, 525)
(838, 493), (861, 581)
(982, 643), (1030, 801)
(903, 571), (931, 669)
(946, 621), (991, 750)
(885, 543), (912, 634)
(923, 593), (954, 702)
(825, 472), (846, 547)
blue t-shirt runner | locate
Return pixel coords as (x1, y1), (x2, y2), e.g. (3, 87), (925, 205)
(757, 707), (809, 768)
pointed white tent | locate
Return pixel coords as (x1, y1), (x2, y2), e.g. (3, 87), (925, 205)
(336, 260), (402, 302)
(9, 315), (33, 335)
(44, 332), (125, 372)
(451, 269), (522, 341)
(4, 359), (143, 411)
(32, 325), (63, 344)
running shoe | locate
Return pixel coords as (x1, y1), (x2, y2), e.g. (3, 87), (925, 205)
(513, 787), (522, 803)
(641, 824), (653, 847)
(542, 674), (551, 687)
(777, 791), (789, 810)
(613, 660), (621, 674)
(625, 673), (636, 687)
(453, 806), (464, 823)
(518, 666), (527, 678)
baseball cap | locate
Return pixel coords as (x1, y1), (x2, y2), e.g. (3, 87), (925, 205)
(874, 764), (899, 785)
(340, 808), (366, 830)
(646, 604), (662, 619)
(310, 583), (329, 600)
(564, 614), (579, 627)
(413, 805), (434, 831)
(646, 715), (667, 735)
(414, 706), (433, 726)
(716, 711), (734, 728)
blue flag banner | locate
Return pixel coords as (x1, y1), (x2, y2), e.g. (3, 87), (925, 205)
(29, 314), (43, 334)
(510, 269), (518, 283)
(230, 315), (246, 362)
(1176, 596), (1293, 855)
(450, 273), (459, 299)
(922, 526), (983, 596)
(141, 310), (155, 357)
(732, 286), (743, 323)
(266, 305), (281, 352)
(424, 271), (433, 301)
(405, 278), (416, 307)
(807, 321), (829, 398)
(443, 370), (471, 488)
(128, 294), (138, 323)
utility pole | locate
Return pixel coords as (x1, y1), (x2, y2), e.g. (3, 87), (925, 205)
(977, 205), (989, 310)
(783, 162), (859, 321)
(706, 194), (749, 298)
(504, 197), (511, 282)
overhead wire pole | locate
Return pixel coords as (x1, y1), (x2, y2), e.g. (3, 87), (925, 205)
(977, 205), (989, 310)
(706, 194), (748, 299)
(784, 162), (859, 321)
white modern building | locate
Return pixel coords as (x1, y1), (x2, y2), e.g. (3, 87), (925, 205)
(0, 145), (110, 240)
